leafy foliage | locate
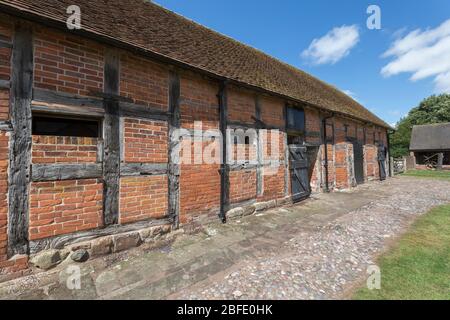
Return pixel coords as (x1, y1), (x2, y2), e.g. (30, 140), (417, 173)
(389, 94), (450, 158)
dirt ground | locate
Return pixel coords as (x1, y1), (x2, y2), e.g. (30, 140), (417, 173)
(0, 176), (449, 300)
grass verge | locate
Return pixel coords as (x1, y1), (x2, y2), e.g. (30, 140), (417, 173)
(402, 170), (450, 180)
(353, 204), (450, 300)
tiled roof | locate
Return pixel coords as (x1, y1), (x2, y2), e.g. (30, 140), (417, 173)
(410, 123), (450, 151)
(0, 0), (390, 128)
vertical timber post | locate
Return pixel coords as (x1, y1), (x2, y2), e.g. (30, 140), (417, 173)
(437, 153), (444, 171)
(283, 105), (289, 197)
(8, 22), (34, 256)
(168, 70), (181, 228)
(255, 95), (263, 197)
(219, 82), (229, 223)
(103, 49), (120, 225)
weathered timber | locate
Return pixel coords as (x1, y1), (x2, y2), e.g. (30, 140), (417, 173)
(227, 120), (257, 129)
(33, 88), (103, 109)
(29, 217), (172, 253)
(305, 131), (321, 138)
(8, 22), (33, 256)
(437, 153), (444, 170)
(283, 105), (290, 196)
(31, 102), (105, 118)
(120, 101), (170, 121)
(88, 90), (133, 103)
(229, 163), (258, 171)
(168, 70), (181, 228)
(0, 39), (12, 49)
(120, 163), (168, 176)
(219, 82), (230, 223)
(0, 120), (12, 131)
(103, 50), (121, 226)
(0, 79), (10, 89)
(255, 95), (264, 196)
(31, 163), (103, 182)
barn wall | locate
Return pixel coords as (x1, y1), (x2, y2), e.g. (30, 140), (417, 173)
(0, 14), (390, 280)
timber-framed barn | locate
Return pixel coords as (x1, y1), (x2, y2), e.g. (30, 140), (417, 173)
(0, 0), (391, 279)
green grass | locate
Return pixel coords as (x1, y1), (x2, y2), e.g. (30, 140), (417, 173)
(402, 169), (450, 180)
(353, 204), (450, 300)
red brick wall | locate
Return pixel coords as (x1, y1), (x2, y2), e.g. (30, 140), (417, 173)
(179, 73), (221, 223)
(120, 53), (169, 111)
(180, 72), (219, 130)
(334, 143), (350, 189)
(259, 96), (286, 200)
(180, 139), (221, 223)
(261, 96), (285, 128)
(0, 15), (12, 120)
(259, 166), (285, 201)
(230, 170), (257, 203)
(29, 179), (103, 240)
(364, 145), (377, 181)
(230, 140), (257, 164)
(123, 118), (168, 163)
(119, 176), (168, 224)
(228, 86), (255, 124)
(34, 26), (104, 96)
(32, 136), (98, 164)
(305, 108), (321, 145)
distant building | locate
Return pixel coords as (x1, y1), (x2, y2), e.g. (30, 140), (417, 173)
(410, 123), (450, 169)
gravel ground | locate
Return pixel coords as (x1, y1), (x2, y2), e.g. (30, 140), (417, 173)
(174, 178), (450, 300)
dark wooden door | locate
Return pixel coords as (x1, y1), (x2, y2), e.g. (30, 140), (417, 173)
(353, 141), (365, 185)
(289, 145), (311, 202)
(378, 145), (387, 181)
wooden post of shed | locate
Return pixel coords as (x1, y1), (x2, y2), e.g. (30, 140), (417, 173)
(437, 153), (444, 170)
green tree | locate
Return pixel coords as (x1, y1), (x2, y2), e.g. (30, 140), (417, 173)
(389, 94), (450, 158)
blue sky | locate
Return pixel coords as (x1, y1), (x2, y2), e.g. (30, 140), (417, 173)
(155, 0), (450, 127)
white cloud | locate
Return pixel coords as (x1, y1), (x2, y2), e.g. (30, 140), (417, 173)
(342, 89), (361, 103)
(302, 25), (360, 65)
(381, 19), (450, 93)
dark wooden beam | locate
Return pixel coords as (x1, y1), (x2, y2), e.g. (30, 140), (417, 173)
(219, 82), (229, 223)
(88, 90), (133, 103)
(0, 120), (12, 131)
(120, 163), (168, 176)
(7, 22), (33, 256)
(0, 39), (12, 49)
(255, 95), (263, 197)
(31, 163), (103, 182)
(29, 217), (172, 254)
(283, 105), (290, 197)
(229, 163), (258, 171)
(119, 101), (170, 121)
(33, 88), (103, 109)
(0, 79), (10, 89)
(102, 49), (121, 226)
(168, 70), (181, 228)
(31, 102), (105, 118)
